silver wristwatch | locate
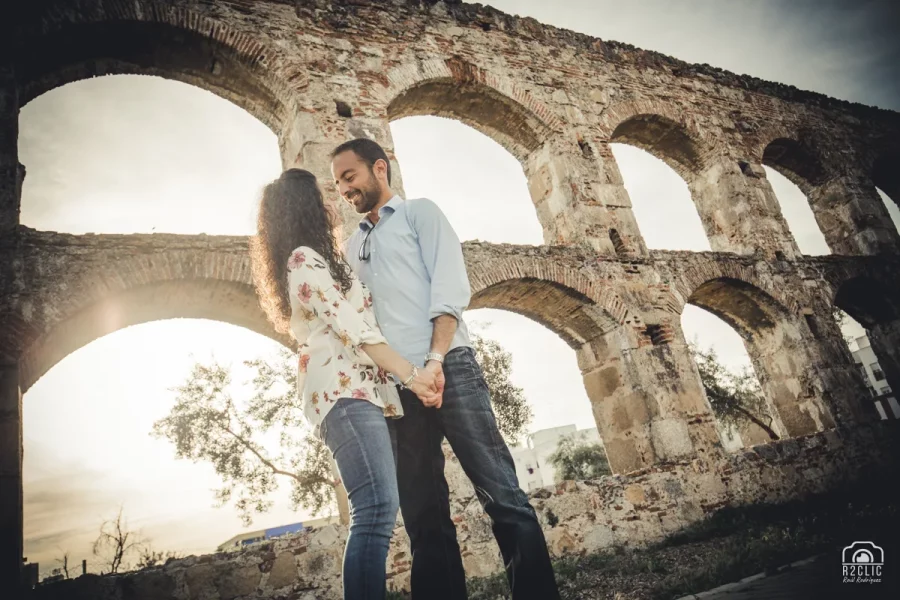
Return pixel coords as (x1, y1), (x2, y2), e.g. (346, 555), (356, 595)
(424, 352), (444, 365)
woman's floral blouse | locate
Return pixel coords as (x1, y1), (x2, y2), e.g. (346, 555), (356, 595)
(288, 246), (403, 433)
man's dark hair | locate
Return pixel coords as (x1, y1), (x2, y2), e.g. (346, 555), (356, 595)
(330, 138), (392, 184)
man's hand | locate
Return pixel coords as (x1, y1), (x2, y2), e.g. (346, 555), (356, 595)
(420, 360), (444, 409)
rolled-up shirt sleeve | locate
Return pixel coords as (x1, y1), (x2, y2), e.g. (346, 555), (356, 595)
(408, 199), (471, 321)
(288, 246), (387, 348)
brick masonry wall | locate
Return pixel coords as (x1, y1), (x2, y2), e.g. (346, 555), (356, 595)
(5, 0), (900, 594)
(29, 424), (899, 599)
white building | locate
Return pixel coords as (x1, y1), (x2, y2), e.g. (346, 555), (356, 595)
(510, 425), (603, 491)
(217, 515), (338, 552)
(850, 335), (899, 420)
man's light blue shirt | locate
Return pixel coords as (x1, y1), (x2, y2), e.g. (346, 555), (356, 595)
(344, 195), (471, 366)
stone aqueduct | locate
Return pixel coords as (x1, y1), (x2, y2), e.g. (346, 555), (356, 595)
(2, 0), (900, 592)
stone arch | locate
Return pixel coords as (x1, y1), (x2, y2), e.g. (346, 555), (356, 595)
(384, 58), (561, 162)
(760, 137), (829, 196)
(599, 99), (727, 254)
(462, 250), (727, 474)
(755, 130), (899, 256)
(14, 0), (299, 133)
(465, 252), (632, 345)
(833, 275), (900, 412)
(671, 261), (804, 318)
(872, 151), (900, 208)
(688, 277), (792, 342)
(598, 99), (717, 178)
(19, 279), (288, 393)
(15, 242), (290, 392)
(681, 275), (834, 438)
(464, 252), (653, 473)
(834, 276), (899, 329)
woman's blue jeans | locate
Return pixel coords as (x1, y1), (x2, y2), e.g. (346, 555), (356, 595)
(322, 397), (400, 600)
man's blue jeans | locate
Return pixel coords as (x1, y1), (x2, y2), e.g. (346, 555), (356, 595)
(391, 347), (560, 599)
(322, 398), (400, 600)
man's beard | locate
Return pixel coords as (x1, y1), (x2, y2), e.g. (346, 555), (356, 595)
(354, 182), (382, 214)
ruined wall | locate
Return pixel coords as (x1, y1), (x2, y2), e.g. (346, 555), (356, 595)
(5, 0), (900, 258)
(4, 0), (900, 593)
(6, 228), (895, 464)
(29, 424), (899, 599)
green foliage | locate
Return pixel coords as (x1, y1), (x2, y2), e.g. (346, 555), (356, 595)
(689, 343), (779, 440)
(471, 332), (533, 446)
(547, 434), (611, 482)
(831, 305), (857, 347)
(155, 332), (532, 524)
(152, 348), (336, 526)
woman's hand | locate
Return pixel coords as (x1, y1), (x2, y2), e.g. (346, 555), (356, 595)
(408, 366), (443, 409)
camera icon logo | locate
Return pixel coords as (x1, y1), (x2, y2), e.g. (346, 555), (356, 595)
(842, 541), (884, 566)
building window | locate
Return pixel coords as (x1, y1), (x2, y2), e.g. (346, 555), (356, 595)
(859, 365), (872, 384)
(871, 363), (886, 381)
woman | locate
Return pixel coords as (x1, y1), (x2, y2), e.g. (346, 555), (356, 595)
(250, 168), (439, 599)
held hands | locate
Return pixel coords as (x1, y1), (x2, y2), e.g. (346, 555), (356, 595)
(408, 361), (444, 409)
(422, 360), (445, 409)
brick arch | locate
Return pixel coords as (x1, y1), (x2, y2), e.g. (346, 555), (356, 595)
(14, 241), (291, 392)
(14, 0), (302, 133)
(684, 277), (794, 340)
(382, 58), (563, 161)
(674, 270), (835, 437)
(19, 279), (289, 393)
(670, 262), (803, 320)
(872, 150), (900, 206)
(598, 98), (719, 178)
(757, 134), (830, 196)
(833, 274), (900, 330)
(831, 269), (900, 404)
(466, 255), (632, 347)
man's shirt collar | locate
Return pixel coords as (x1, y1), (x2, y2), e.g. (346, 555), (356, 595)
(359, 195), (403, 232)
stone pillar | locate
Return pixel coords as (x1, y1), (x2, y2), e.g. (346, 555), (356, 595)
(0, 64), (22, 235)
(744, 316), (835, 438)
(578, 321), (722, 474)
(688, 159), (801, 259)
(524, 133), (648, 256)
(800, 308), (875, 427)
(278, 107), (407, 240)
(808, 175), (900, 256)
(0, 364), (23, 594)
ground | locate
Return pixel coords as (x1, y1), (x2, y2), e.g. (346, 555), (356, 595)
(387, 475), (898, 600)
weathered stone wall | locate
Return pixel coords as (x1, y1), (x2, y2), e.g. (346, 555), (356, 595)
(29, 424), (899, 599)
(4, 0), (900, 593)
(6, 229), (896, 455)
(6, 0), (900, 257)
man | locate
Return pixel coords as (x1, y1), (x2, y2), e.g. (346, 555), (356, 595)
(331, 138), (560, 600)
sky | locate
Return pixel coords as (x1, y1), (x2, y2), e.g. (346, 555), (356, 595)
(17, 0), (900, 576)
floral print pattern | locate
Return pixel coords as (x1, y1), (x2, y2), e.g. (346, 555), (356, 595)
(287, 250), (307, 269)
(287, 246), (403, 431)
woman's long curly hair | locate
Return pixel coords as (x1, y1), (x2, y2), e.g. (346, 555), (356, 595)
(250, 168), (353, 335)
